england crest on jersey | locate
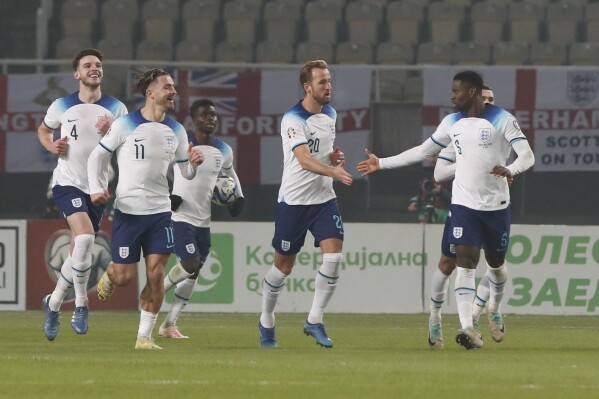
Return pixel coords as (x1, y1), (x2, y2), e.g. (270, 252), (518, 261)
(164, 136), (176, 153)
(71, 198), (82, 208)
(453, 227), (463, 239)
(119, 247), (129, 258)
(186, 243), (195, 254)
(479, 128), (491, 143)
(281, 240), (290, 251)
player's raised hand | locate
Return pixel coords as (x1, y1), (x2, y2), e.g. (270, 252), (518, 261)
(333, 160), (353, 186)
(188, 142), (204, 167)
(329, 147), (345, 165)
(52, 136), (69, 155)
(357, 149), (380, 176)
(95, 114), (111, 135)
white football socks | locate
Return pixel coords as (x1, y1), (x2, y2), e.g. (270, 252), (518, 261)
(49, 256), (73, 311)
(486, 263), (508, 313)
(307, 253), (342, 325)
(455, 267), (476, 329)
(260, 265), (287, 328)
(137, 309), (158, 339)
(163, 277), (196, 327)
(429, 268), (450, 324)
(164, 263), (193, 292)
(472, 272), (491, 320)
(71, 234), (95, 308)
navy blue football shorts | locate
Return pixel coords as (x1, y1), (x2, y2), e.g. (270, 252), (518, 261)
(111, 209), (173, 264)
(172, 221), (211, 261)
(448, 204), (510, 255)
(272, 198), (344, 256)
(52, 185), (104, 232)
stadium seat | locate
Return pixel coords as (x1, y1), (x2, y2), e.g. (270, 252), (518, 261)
(345, 0), (383, 45)
(585, 3), (599, 42)
(223, 0), (262, 45)
(181, 0), (220, 45)
(55, 37), (93, 69)
(135, 40), (174, 61)
(96, 38), (134, 97)
(263, 1), (301, 44)
(295, 41), (335, 63)
(568, 42), (599, 66)
(305, 0), (344, 45)
(470, 2), (508, 44)
(141, 0), (179, 43)
(522, 0), (552, 6)
(529, 42), (567, 65)
(417, 42), (454, 65)
(484, 0), (512, 5)
(492, 41), (529, 65)
(60, 0), (98, 39)
(386, 0), (425, 45)
(454, 42), (491, 65)
(335, 42), (374, 64)
(255, 41), (295, 63)
(215, 41), (254, 63)
(96, 38), (134, 60)
(100, 0), (138, 41)
(427, 2), (465, 44)
(546, 2), (583, 45)
(376, 42), (414, 64)
(175, 40), (213, 62)
(508, 2), (544, 43)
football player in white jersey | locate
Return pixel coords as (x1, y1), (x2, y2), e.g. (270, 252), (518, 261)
(159, 98), (244, 339)
(38, 48), (128, 341)
(358, 71), (535, 350)
(88, 68), (205, 349)
(259, 60), (353, 349)
(427, 85), (509, 349)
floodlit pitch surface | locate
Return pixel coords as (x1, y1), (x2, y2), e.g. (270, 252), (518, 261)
(1, 312), (597, 398)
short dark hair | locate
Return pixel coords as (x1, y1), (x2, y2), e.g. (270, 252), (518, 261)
(482, 85), (493, 91)
(453, 71), (484, 92)
(190, 98), (216, 117)
(72, 48), (103, 71)
(299, 59), (328, 91)
(136, 68), (170, 97)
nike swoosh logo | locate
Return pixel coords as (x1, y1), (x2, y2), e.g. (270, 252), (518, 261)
(134, 138), (146, 142)
(454, 133), (462, 137)
(166, 244), (174, 248)
(310, 131), (316, 136)
(76, 274), (85, 278)
(68, 119), (78, 122)
(458, 292), (468, 295)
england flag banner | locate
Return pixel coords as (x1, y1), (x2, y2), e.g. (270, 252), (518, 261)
(422, 66), (599, 172)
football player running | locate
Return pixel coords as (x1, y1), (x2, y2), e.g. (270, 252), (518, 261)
(159, 98), (243, 339)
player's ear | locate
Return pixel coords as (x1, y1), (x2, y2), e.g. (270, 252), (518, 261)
(73, 70), (80, 81)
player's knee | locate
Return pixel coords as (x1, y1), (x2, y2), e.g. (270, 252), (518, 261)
(438, 256), (456, 275)
(181, 256), (203, 275)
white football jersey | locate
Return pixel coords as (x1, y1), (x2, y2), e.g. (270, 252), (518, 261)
(430, 104), (527, 211)
(99, 110), (189, 215)
(172, 137), (242, 227)
(277, 101), (337, 205)
(43, 92), (127, 193)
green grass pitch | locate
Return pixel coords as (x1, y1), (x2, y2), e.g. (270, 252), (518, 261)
(0, 312), (597, 399)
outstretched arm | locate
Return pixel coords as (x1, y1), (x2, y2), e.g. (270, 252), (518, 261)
(295, 144), (353, 186)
